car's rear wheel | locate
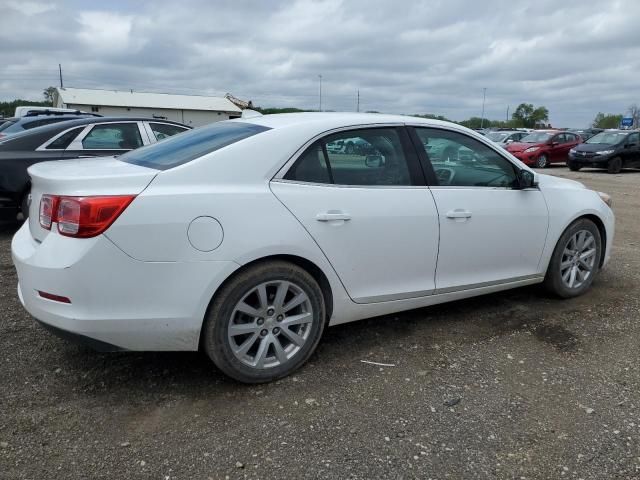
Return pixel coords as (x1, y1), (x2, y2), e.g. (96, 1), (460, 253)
(203, 261), (326, 383)
(607, 157), (622, 174)
(535, 154), (548, 168)
(544, 218), (602, 298)
(20, 190), (30, 220)
(567, 162), (581, 172)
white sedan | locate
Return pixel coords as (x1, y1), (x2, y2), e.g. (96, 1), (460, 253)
(12, 113), (614, 383)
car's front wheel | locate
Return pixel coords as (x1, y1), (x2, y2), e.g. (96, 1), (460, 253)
(607, 157), (622, 174)
(544, 218), (602, 298)
(567, 162), (581, 172)
(535, 154), (548, 168)
(203, 261), (326, 383)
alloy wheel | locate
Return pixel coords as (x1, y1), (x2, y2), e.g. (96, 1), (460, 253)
(227, 280), (314, 369)
(535, 154), (548, 168)
(560, 230), (597, 289)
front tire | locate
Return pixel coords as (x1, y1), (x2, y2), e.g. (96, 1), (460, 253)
(535, 154), (548, 168)
(568, 162), (581, 172)
(544, 219), (602, 298)
(607, 157), (622, 174)
(203, 261), (326, 383)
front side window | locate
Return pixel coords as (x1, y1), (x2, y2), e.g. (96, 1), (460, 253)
(521, 132), (552, 143)
(414, 128), (517, 188)
(82, 123), (143, 150)
(626, 132), (639, 145)
(285, 128), (414, 186)
(149, 122), (189, 141)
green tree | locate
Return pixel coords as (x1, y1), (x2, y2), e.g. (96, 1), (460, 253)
(511, 103), (549, 128)
(592, 112), (623, 129)
(0, 99), (50, 117)
(42, 86), (56, 105)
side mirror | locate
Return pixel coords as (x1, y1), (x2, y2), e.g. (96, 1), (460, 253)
(365, 154), (385, 168)
(506, 139), (514, 144)
(550, 141), (559, 146)
(516, 169), (537, 189)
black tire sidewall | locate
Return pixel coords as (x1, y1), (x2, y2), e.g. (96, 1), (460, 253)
(203, 261), (326, 383)
(607, 157), (622, 174)
(544, 219), (602, 298)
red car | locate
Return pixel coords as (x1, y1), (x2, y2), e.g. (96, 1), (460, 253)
(506, 130), (582, 168)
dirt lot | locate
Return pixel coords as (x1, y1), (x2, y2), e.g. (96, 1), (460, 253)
(1, 167), (639, 479)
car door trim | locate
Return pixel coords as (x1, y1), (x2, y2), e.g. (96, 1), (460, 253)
(434, 274), (543, 295)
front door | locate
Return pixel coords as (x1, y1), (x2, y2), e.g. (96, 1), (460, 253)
(271, 127), (440, 303)
(411, 126), (549, 291)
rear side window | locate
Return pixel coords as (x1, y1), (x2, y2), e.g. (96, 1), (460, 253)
(120, 121), (270, 170)
(0, 119), (19, 133)
(46, 127), (85, 150)
(149, 122), (189, 141)
(285, 128), (417, 186)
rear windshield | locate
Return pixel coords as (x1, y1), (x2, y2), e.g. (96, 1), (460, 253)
(0, 119), (18, 132)
(120, 121), (270, 170)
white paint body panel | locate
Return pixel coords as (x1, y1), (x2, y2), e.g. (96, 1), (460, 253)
(11, 113), (615, 351)
(431, 187), (548, 290)
(270, 181), (439, 303)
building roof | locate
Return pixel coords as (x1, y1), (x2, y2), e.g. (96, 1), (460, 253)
(56, 88), (242, 113)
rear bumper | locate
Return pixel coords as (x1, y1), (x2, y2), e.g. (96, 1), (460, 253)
(12, 223), (240, 351)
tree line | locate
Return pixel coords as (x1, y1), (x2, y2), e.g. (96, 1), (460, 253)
(2, 86), (638, 130)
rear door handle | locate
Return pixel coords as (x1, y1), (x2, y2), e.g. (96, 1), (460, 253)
(316, 211), (351, 222)
(446, 209), (472, 219)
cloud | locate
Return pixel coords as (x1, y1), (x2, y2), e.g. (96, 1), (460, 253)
(0, 0), (639, 126)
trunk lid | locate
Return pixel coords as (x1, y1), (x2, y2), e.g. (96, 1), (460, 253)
(28, 157), (158, 242)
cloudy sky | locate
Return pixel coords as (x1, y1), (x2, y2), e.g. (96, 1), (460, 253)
(1, 0), (639, 126)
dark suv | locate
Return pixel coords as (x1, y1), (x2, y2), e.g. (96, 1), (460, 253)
(0, 110), (101, 138)
(568, 130), (640, 173)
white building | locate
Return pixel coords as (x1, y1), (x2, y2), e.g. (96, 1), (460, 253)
(53, 87), (242, 127)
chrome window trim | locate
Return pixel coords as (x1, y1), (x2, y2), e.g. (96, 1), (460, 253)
(270, 178), (429, 190)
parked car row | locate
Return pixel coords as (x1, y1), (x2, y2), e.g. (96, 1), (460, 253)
(0, 116), (190, 222)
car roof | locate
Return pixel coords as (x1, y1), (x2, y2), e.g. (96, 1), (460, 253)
(231, 112), (478, 136)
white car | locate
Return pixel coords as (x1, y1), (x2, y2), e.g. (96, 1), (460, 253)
(12, 113), (614, 383)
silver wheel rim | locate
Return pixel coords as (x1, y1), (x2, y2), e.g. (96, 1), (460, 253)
(228, 280), (314, 369)
(560, 230), (597, 289)
(536, 155), (547, 168)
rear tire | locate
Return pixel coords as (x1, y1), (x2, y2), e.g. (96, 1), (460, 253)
(203, 261), (326, 383)
(20, 191), (30, 221)
(543, 218), (602, 298)
(607, 157), (622, 174)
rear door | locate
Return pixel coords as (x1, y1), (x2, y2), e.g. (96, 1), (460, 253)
(64, 122), (148, 159)
(271, 126), (440, 304)
(410, 126), (548, 291)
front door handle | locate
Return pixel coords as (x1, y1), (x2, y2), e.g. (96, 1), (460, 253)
(446, 209), (472, 219)
(316, 211), (351, 222)
(77, 155), (97, 158)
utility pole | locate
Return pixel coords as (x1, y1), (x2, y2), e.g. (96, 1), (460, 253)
(480, 87), (487, 128)
(318, 74), (322, 112)
(506, 105), (510, 123)
(356, 90), (360, 112)
(58, 64), (64, 88)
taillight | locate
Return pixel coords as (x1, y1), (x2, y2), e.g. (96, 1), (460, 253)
(39, 194), (57, 230)
(38, 195), (135, 238)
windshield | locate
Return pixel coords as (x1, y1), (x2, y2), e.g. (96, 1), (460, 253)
(120, 121), (271, 170)
(486, 132), (509, 142)
(520, 132), (553, 143)
(586, 132), (627, 145)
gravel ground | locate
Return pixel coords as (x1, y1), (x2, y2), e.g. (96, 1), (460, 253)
(1, 167), (639, 480)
